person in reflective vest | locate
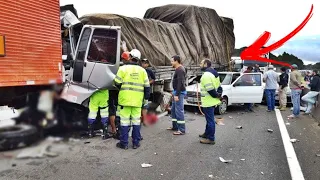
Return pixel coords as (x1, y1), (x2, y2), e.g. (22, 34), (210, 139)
(198, 59), (221, 145)
(87, 89), (110, 139)
(114, 49), (150, 149)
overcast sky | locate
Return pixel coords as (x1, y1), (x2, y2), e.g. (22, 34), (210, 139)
(60, 0), (319, 63)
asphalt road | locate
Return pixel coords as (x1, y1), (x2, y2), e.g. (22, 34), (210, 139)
(0, 105), (319, 180)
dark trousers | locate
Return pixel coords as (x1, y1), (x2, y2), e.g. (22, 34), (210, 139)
(202, 107), (215, 141)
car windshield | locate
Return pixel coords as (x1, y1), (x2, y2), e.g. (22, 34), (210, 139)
(219, 73), (232, 85)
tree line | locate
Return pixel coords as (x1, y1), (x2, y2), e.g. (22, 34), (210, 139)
(233, 47), (320, 70)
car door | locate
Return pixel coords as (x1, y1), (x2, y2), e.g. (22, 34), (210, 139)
(230, 73), (264, 103)
(71, 25), (121, 90)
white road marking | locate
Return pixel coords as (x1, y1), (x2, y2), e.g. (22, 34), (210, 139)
(275, 109), (305, 180)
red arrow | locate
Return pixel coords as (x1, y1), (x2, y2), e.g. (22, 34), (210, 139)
(240, 5), (314, 67)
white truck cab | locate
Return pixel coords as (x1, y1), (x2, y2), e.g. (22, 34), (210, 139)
(61, 24), (122, 106)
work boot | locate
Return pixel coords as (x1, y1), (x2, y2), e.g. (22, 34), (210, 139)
(199, 133), (207, 138)
(133, 143), (141, 149)
(116, 142), (128, 150)
(200, 139), (215, 145)
(102, 125), (112, 140)
(277, 105), (283, 109)
(88, 124), (95, 138)
(280, 106), (287, 111)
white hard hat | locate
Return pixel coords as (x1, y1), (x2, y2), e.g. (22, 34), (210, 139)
(130, 49), (141, 60)
(268, 65), (274, 69)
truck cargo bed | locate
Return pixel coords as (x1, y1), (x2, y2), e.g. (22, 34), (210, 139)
(0, 0), (62, 87)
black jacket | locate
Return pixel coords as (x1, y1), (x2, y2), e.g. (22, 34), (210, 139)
(310, 74), (320, 92)
(279, 72), (289, 89)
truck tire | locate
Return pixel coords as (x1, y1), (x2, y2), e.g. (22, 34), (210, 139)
(0, 124), (38, 151)
(215, 97), (228, 115)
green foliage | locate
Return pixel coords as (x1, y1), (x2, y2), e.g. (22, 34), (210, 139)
(234, 47), (319, 70)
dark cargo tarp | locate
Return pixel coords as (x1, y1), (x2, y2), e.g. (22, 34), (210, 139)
(79, 4), (235, 67)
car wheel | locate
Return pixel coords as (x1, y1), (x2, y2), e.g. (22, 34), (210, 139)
(0, 124), (38, 151)
(215, 97), (228, 115)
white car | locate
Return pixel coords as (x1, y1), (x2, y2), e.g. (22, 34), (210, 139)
(185, 72), (265, 114)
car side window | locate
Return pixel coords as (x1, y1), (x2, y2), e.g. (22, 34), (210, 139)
(231, 74), (240, 83)
(87, 28), (118, 64)
(235, 74), (261, 86)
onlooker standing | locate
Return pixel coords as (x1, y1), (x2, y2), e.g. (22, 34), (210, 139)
(263, 65), (279, 112)
(167, 55), (187, 135)
(243, 66), (254, 112)
(288, 64), (303, 118)
(301, 70), (320, 114)
(140, 58), (155, 124)
(278, 67), (289, 111)
(304, 71), (312, 83)
(254, 64), (262, 73)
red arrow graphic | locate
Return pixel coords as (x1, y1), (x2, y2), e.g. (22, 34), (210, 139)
(241, 5), (314, 67)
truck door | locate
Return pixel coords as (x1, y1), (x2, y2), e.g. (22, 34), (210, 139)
(72, 25), (121, 90)
(230, 73), (264, 103)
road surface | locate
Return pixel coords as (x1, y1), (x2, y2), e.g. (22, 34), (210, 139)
(0, 105), (319, 180)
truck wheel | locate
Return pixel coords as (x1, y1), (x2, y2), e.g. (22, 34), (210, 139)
(0, 124), (38, 151)
(215, 98), (228, 115)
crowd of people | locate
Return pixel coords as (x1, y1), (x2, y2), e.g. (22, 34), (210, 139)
(86, 49), (222, 149)
(246, 64), (320, 118)
(85, 48), (320, 150)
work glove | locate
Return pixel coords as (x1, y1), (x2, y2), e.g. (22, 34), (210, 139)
(143, 99), (149, 107)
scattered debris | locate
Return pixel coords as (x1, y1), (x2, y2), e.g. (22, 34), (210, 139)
(240, 159), (245, 161)
(219, 157), (232, 163)
(209, 174), (214, 178)
(216, 121), (225, 125)
(316, 154), (320, 157)
(235, 173), (240, 176)
(216, 118), (225, 125)
(154, 153), (157, 155)
(267, 129), (273, 133)
(161, 174), (163, 176)
(0, 153), (13, 159)
(12, 164), (16, 167)
(236, 126), (243, 129)
(261, 172), (264, 175)
(46, 136), (63, 142)
(228, 116), (233, 119)
(16, 137), (67, 159)
(290, 139), (299, 143)
(141, 163), (153, 168)
(69, 138), (81, 142)
(286, 123), (290, 125)
(84, 141), (91, 144)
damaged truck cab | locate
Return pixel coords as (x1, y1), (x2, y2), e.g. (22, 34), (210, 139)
(61, 24), (121, 105)
(58, 22), (123, 129)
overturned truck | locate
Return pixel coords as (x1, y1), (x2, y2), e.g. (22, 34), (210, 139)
(61, 4), (235, 125)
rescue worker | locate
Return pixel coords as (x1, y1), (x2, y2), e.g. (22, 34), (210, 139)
(198, 59), (221, 145)
(87, 89), (111, 139)
(114, 49), (150, 149)
(107, 51), (132, 140)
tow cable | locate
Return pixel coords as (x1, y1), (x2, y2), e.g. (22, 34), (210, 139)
(196, 83), (205, 116)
